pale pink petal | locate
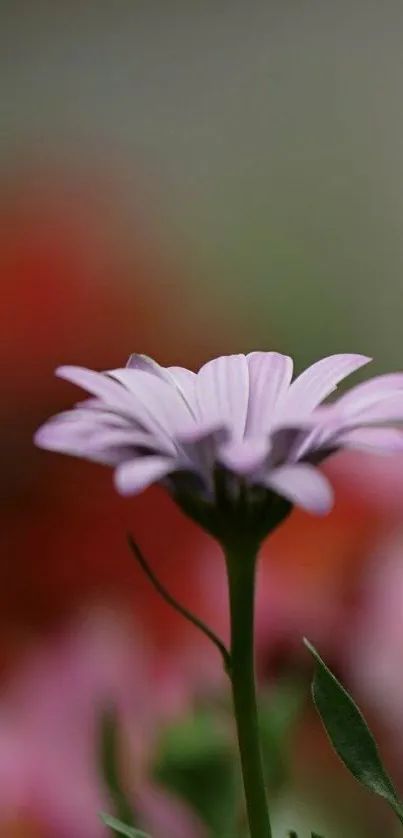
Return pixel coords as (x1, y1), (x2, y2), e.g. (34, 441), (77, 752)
(126, 353), (166, 373)
(35, 414), (125, 464)
(218, 437), (271, 475)
(58, 366), (192, 443)
(126, 355), (197, 413)
(167, 367), (198, 415)
(264, 463), (334, 514)
(176, 423), (230, 485)
(289, 423), (339, 462)
(196, 354), (249, 440)
(57, 366), (141, 413)
(90, 427), (176, 456)
(114, 456), (174, 495)
(245, 351), (293, 434)
(283, 354), (371, 415)
(35, 412), (174, 465)
(73, 402), (133, 424)
(337, 427), (403, 453)
(336, 373), (403, 409)
(176, 421), (229, 446)
(103, 369), (194, 435)
(338, 394), (403, 425)
(320, 395), (403, 431)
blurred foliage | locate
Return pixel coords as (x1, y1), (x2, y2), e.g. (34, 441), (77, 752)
(101, 813), (150, 838)
(154, 705), (238, 837)
(153, 677), (305, 838)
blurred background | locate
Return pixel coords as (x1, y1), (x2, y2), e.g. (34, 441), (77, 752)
(2, 2), (403, 835)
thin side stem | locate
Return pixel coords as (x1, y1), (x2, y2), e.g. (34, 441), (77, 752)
(127, 533), (231, 672)
(226, 548), (272, 838)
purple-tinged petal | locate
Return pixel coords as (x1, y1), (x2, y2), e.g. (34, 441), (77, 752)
(75, 397), (107, 410)
(35, 418), (128, 465)
(56, 366), (139, 410)
(126, 355), (197, 414)
(288, 423), (338, 462)
(35, 417), (91, 452)
(176, 421), (229, 446)
(167, 366), (198, 413)
(102, 368), (194, 436)
(283, 354), (371, 415)
(196, 355), (249, 440)
(218, 437), (271, 475)
(114, 456), (175, 495)
(90, 427), (175, 455)
(126, 353), (164, 373)
(71, 405), (132, 427)
(176, 422), (230, 487)
(336, 373), (403, 410)
(57, 367), (170, 434)
(332, 388), (403, 424)
(245, 352), (293, 434)
(337, 427), (403, 454)
(324, 395), (403, 429)
(59, 366), (192, 440)
(264, 463), (334, 515)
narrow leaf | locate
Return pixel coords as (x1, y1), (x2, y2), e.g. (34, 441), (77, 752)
(101, 812), (150, 837)
(305, 639), (403, 824)
(99, 707), (136, 828)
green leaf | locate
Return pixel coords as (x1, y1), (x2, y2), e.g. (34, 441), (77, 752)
(286, 833), (325, 838)
(99, 707), (136, 829)
(305, 639), (403, 824)
(100, 812), (150, 837)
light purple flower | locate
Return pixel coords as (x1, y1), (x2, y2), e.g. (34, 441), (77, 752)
(35, 352), (403, 535)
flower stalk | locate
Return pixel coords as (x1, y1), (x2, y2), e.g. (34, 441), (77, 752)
(226, 543), (272, 838)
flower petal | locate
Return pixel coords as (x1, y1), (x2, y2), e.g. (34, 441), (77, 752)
(196, 355), (249, 440)
(176, 422), (230, 486)
(245, 352), (293, 434)
(337, 427), (403, 454)
(167, 367), (198, 414)
(336, 373), (403, 410)
(35, 420), (123, 464)
(102, 368), (194, 436)
(35, 411), (169, 464)
(57, 366), (140, 410)
(320, 394), (403, 430)
(126, 355), (197, 414)
(126, 353), (166, 374)
(264, 463), (334, 514)
(283, 354), (371, 415)
(114, 456), (174, 495)
(218, 437), (271, 475)
(59, 365), (192, 440)
(57, 366), (175, 437)
(176, 421), (229, 446)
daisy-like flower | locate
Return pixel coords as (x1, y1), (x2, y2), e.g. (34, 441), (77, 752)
(35, 352), (403, 544)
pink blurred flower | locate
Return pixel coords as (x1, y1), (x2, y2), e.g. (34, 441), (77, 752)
(344, 527), (403, 734)
(0, 609), (207, 838)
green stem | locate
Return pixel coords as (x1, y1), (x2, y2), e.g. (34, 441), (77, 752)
(226, 547), (272, 838)
(128, 533), (231, 671)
